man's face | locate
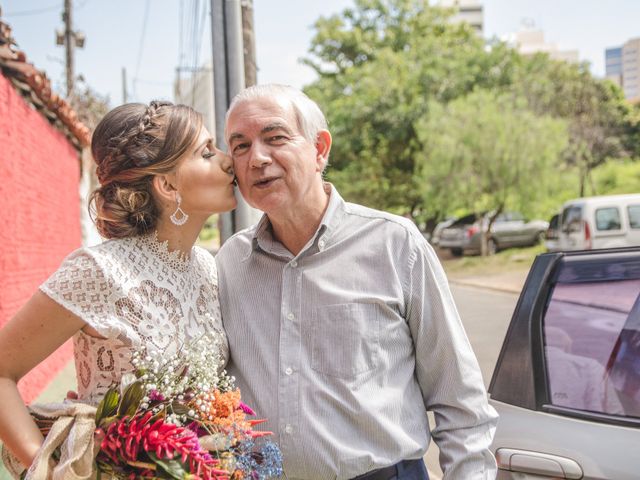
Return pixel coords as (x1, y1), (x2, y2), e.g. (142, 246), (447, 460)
(225, 96), (326, 217)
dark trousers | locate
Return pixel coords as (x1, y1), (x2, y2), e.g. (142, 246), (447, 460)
(351, 459), (430, 480)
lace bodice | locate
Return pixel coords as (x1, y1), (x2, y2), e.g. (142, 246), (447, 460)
(40, 234), (228, 404)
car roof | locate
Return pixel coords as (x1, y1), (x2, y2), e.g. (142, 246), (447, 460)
(563, 193), (640, 207)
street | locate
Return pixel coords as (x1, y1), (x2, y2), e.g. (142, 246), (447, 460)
(425, 283), (519, 479)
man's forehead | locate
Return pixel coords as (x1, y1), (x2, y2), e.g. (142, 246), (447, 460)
(227, 96), (296, 132)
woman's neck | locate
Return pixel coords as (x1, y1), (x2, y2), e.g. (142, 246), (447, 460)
(154, 216), (206, 257)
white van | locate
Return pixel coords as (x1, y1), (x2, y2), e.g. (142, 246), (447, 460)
(558, 193), (640, 251)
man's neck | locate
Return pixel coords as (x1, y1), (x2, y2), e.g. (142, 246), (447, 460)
(269, 184), (331, 256)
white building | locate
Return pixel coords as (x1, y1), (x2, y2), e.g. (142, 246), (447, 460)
(504, 27), (579, 64)
(439, 0), (483, 35)
(606, 38), (640, 103)
(174, 63), (216, 135)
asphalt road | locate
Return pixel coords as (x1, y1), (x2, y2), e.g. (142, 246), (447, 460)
(425, 283), (519, 479)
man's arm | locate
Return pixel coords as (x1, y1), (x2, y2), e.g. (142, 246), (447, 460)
(405, 238), (498, 479)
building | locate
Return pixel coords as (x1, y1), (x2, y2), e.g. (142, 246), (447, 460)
(174, 63), (215, 136)
(606, 38), (640, 103)
(505, 27), (579, 63)
(439, 0), (483, 35)
(0, 16), (91, 402)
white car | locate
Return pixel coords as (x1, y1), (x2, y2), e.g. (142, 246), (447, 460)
(559, 193), (640, 251)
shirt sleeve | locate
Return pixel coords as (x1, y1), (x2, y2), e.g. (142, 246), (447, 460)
(406, 237), (499, 479)
(39, 248), (120, 339)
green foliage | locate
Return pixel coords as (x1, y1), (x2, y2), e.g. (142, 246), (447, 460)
(416, 89), (568, 223)
(591, 159), (640, 194)
(303, 0), (640, 227)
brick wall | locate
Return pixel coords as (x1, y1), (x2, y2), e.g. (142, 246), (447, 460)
(0, 73), (81, 403)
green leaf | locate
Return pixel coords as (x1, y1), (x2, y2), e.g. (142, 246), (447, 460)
(147, 452), (189, 479)
(117, 381), (145, 417)
(95, 387), (119, 425)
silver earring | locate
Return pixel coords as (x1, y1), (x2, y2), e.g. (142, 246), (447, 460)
(170, 192), (189, 226)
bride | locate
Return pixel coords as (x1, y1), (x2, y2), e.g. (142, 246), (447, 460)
(0, 100), (236, 475)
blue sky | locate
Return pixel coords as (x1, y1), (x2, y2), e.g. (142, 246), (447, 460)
(3, 1), (640, 106)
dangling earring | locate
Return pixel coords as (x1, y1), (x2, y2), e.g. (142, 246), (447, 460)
(170, 192), (189, 226)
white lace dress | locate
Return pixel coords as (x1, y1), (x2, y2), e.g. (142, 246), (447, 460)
(40, 233), (228, 405)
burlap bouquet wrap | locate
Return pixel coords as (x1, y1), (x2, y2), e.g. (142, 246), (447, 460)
(1, 402), (98, 480)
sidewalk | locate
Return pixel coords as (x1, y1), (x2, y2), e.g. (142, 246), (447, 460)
(448, 268), (529, 295)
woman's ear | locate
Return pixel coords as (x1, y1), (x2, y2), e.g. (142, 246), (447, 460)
(152, 174), (178, 209)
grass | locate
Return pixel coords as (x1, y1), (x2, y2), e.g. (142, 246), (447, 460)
(440, 243), (547, 279)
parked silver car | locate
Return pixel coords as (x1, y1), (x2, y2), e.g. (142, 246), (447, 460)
(438, 212), (548, 256)
(490, 247), (640, 479)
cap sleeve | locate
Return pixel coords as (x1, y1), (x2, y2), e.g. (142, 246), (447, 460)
(39, 248), (120, 339)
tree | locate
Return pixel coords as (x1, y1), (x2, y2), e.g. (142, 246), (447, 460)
(304, 0), (513, 219)
(509, 54), (632, 196)
(416, 89), (568, 254)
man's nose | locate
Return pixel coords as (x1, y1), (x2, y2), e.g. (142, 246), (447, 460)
(249, 144), (272, 168)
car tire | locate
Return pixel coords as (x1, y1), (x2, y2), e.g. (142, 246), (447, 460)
(450, 248), (463, 257)
(487, 238), (498, 255)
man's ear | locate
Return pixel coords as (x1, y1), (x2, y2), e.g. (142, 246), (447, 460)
(315, 130), (332, 171)
(152, 174), (178, 208)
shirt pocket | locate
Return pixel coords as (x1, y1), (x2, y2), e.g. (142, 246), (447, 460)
(311, 302), (380, 379)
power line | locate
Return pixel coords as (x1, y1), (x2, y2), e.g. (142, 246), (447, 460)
(5, 0), (90, 16)
(5, 3), (61, 16)
(133, 0), (151, 100)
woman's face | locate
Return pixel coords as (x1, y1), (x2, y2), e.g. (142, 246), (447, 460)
(174, 127), (237, 217)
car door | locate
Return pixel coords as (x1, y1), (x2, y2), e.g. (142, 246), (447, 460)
(489, 248), (640, 480)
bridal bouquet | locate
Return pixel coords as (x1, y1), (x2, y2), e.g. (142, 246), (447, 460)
(32, 336), (282, 480)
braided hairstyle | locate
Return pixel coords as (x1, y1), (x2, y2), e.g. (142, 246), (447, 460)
(89, 101), (204, 239)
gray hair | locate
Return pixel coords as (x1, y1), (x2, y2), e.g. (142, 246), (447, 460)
(225, 84), (328, 144)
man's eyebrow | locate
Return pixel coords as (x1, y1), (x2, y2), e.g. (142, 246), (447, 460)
(262, 123), (293, 135)
(228, 132), (245, 144)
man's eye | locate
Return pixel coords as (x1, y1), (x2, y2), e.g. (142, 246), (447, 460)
(269, 135), (286, 142)
(233, 143), (249, 153)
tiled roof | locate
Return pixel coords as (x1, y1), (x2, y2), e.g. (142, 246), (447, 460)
(0, 16), (91, 149)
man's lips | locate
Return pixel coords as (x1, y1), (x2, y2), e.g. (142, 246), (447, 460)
(252, 176), (280, 188)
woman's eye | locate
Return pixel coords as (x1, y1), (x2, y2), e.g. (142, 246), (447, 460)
(203, 150), (214, 159)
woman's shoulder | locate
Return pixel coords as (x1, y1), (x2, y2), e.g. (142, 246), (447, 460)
(192, 245), (218, 279)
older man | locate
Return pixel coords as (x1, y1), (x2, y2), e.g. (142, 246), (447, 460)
(215, 84), (498, 480)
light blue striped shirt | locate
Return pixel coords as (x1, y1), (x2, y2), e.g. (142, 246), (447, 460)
(215, 185), (498, 479)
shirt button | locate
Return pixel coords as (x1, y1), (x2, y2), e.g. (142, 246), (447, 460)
(284, 424), (293, 434)
(285, 367), (293, 375)
(290, 260), (298, 268)
(286, 312), (294, 320)
(318, 239), (326, 248)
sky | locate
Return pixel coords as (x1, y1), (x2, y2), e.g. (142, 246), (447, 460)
(2, 0), (640, 107)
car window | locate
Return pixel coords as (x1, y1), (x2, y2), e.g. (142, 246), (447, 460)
(543, 260), (640, 419)
(562, 205), (583, 233)
(595, 207), (622, 231)
(628, 205), (640, 229)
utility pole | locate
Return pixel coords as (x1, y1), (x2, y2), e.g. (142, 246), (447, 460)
(122, 67), (128, 104)
(56, 0), (85, 98)
(211, 0), (259, 243)
(241, 0), (256, 87)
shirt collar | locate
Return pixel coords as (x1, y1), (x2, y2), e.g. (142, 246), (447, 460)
(243, 183), (345, 261)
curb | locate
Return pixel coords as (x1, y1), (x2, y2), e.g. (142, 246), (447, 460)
(449, 278), (523, 295)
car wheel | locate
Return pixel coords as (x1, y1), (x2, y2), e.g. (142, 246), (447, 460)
(487, 238), (498, 255)
(450, 248), (463, 257)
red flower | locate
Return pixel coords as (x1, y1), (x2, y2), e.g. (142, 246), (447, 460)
(100, 413), (230, 479)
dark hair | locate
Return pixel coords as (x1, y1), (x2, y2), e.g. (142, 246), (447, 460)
(89, 101), (203, 239)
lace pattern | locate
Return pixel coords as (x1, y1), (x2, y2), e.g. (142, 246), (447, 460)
(41, 234), (228, 404)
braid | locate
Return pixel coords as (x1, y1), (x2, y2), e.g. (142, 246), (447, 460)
(96, 100), (172, 184)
